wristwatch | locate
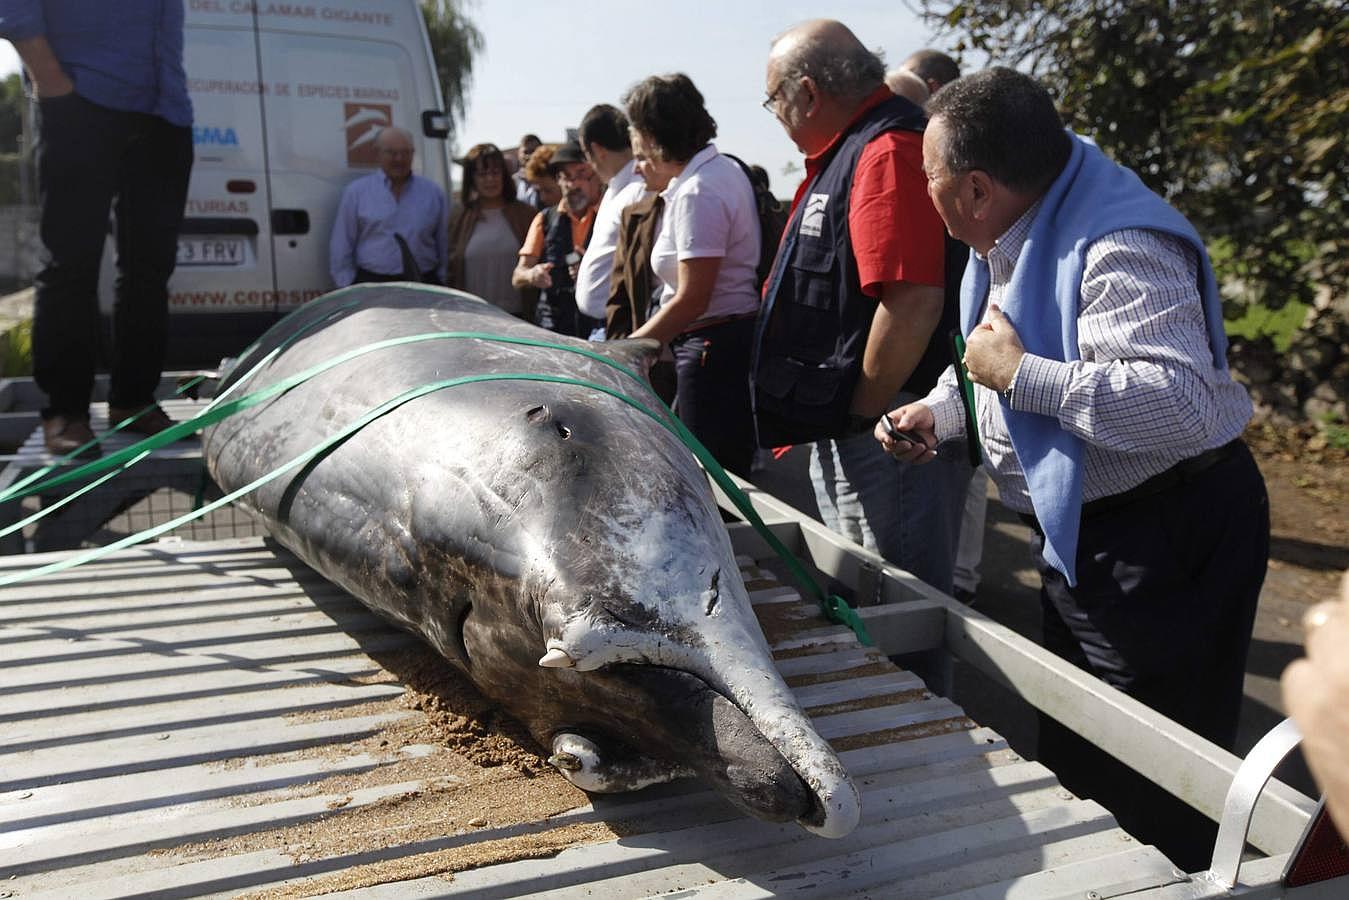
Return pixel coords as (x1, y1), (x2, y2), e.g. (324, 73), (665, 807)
(1000, 357), (1023, 405)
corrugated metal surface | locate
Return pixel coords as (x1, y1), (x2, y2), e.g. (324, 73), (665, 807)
(0, 400), (264, 553)
(0, 537), (1184, 898)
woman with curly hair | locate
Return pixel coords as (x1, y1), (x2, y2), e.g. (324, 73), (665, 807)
(520, 143), (563, 210)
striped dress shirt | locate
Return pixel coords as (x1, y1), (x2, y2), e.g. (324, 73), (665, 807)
(923, 202), (1253, 514)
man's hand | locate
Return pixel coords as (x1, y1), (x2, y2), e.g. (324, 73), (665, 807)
(874, 402), (938, 464)
(963, 304), (1025, 393)
(14, 36), (75, 99)
(528, 262), (554, 290)
(1282, 571), (1349, 836)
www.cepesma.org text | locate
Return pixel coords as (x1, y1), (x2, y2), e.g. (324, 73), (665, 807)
(170, 288), (326, 308)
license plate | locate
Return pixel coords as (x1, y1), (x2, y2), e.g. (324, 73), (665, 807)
(177, 237), (247, 266)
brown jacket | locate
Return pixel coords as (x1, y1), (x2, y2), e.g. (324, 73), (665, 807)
(447, 200), (538, 315)
(605, 191), (663, 340)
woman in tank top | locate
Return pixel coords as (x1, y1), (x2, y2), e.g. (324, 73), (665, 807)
(447, 143), (538, 318)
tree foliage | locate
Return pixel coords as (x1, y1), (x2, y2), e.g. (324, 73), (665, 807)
(910, 0), (1348, 315)
(420, 0), (484, 130)
(0, 73), (24, 155)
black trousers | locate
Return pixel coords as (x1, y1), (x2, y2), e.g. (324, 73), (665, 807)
(1031, 441), (1269, 871)
(354, 267), (441, 285)
(32, 93), (192, 418)
(535, 287), (602, 339)
(671, 316), (757, 478)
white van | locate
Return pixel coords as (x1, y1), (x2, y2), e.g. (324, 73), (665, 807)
(98, 0), (452, 366)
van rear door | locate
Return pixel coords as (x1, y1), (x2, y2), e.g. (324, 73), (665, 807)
(106, 1), (450, 368)
(170, 9), (278, 363)
(253, 4), (450, 314)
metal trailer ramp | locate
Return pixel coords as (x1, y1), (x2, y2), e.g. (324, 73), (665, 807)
(0, 536), (1192, 899)
(0, 398), (263, 554)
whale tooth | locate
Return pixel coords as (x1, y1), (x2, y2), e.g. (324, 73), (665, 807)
(539, 647), (575, 668)
(548, 752), (582, 772)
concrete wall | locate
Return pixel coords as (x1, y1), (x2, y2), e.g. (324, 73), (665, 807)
(0, 204), (39, 282)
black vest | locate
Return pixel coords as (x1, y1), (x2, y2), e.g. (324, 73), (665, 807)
(536, 206), (601, 338)
(752, 94), (960, 447)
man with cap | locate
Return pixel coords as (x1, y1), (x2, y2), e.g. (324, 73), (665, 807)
(511, 142), (605, 337)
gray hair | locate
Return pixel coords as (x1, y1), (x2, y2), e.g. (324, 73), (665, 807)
(773, 27), (885, 103)
(885, 68), (930, 106)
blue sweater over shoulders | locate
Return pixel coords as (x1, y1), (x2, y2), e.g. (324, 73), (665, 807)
(959, 133), (1228, 585)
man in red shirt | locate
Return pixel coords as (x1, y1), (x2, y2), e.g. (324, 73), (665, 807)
(753, 19), (972, 594)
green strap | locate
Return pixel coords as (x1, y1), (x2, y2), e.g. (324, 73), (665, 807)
(0, 330), (667, 504)
(1, 298), (368, 504)
(951, 330), (984, 468)
(0, 373), (676, 587)
(3, 325), (871, 646)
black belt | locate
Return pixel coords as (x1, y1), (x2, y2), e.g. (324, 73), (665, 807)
(1018, 439), (1242, 529)
(355, 267), (440, 285)
(679, 311), (758, 336)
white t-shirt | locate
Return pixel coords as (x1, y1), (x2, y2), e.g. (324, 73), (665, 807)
(649, 144), (761, 323)
(575, 159), (647, 319)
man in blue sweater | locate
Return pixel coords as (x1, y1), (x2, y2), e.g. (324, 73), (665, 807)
(881, 67), (1268, 869)
(0, 1), (193, 457)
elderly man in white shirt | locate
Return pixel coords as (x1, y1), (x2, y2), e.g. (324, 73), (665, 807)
(573, 104), (646, 338)
(329, 127), (447, 287)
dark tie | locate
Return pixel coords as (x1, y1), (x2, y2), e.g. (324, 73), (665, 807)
(393, 233), (420, 280)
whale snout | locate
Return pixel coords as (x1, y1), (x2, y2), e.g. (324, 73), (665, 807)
(599, 665), (816, 825)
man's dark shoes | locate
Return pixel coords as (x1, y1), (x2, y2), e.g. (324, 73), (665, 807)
(108, 404), (176, 438)
(42, 414), (101, 459)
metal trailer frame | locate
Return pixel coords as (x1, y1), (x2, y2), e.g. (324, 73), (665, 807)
(710, 475), (1343, 898)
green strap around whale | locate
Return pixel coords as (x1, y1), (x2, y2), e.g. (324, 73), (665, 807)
(1, 324), (871, 645)
(0, 295), (369, 504)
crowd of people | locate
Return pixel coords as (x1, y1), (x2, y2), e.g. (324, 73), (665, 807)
(6, 3), (1347, 871)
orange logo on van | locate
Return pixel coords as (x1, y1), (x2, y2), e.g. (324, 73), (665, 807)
(344, 103), (393, 166)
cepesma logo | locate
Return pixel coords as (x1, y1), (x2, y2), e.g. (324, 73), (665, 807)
(799, 192), (829, 238)
(344, 102), (392, 166)
(193, 125), (240, 148)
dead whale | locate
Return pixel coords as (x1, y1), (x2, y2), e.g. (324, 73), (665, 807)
(202, 284), (861, 838)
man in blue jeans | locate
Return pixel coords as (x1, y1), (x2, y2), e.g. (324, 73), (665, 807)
(1, 1), (193, 457)
(754, 21), (970, 593)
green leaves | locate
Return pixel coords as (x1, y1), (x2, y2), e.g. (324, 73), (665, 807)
(419, 1), (484, 127)
(913, 0), (1348, 315)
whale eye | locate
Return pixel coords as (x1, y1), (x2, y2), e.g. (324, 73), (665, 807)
(454, 603), (473, 664)
(526, 404), (550, 424)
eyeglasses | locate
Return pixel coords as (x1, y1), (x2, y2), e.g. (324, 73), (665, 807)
(762, 81), (788, 114)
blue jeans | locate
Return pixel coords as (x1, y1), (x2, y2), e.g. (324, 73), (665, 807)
(809, 409), (972, 594)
